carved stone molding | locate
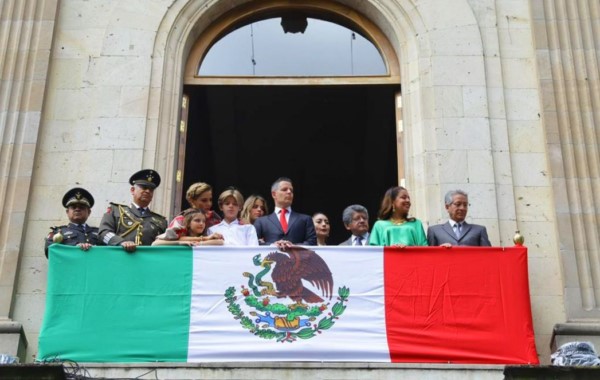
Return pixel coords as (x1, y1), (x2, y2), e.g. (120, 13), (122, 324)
(0, 0), (58, 331)
(532, 0), (600, 318)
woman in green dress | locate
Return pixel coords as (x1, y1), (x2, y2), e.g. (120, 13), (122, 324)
(369, 186), (428, 247)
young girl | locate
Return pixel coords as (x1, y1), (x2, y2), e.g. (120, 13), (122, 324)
(207, 188), (259, 246)
(152, 209), (223, 246)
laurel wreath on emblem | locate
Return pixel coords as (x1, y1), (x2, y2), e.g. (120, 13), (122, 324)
(224, 251), (350, 343)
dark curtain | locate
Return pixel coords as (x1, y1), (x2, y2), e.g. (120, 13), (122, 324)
(182, 84), (399, 244)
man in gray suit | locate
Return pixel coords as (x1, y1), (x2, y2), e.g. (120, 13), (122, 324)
(339, 204), (370, 246)
(427, 190), (491, 247)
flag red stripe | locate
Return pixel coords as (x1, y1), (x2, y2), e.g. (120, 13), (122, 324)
(383, 246), (538, 364)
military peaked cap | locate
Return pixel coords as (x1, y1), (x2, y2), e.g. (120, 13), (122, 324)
(129, 169), (161, 189)
(62, 187), (94, 208)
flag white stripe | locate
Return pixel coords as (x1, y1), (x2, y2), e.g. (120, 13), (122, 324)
(188, 246), (391, 362)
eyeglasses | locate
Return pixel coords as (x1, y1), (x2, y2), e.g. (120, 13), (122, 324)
(451, 202), (469, 208)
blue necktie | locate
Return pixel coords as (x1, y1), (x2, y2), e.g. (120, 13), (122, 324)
(454, 223), (462, 238)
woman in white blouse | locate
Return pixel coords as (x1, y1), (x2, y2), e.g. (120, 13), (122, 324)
(207, 188), (259, 246)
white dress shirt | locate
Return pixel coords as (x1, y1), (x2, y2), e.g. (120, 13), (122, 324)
(208, 219), (259, 246)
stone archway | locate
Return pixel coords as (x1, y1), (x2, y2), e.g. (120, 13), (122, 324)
(176, 1), (405, 240)
(147, 0), (426, 212)
(148, 0), (502, 240)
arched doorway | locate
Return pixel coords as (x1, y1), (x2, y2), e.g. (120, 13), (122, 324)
(178, 1), (402, 243)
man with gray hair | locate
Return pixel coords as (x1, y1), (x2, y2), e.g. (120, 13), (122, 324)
(339, 204), (370, 246)
(254, 177), (316, 249)
(427, 190), (491, 247)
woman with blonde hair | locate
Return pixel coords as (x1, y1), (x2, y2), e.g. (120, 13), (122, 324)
(152, 209), (223, 246)
(240, 194), (269, 225)
(369, 186), (427, 247)
(183, 182), (221, 228)
(207, 188), (259, 246)
(162, 182), (221, 240)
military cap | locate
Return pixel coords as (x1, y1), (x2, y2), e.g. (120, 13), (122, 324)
(62, 187), (94, 208)
(129, 169), (161, 189)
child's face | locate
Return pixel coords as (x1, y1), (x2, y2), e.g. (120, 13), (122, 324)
(189, 214), (207, 235)
(221, 196), (240, 222)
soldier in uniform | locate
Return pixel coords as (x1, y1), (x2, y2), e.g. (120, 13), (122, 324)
(45, 187), (100, 258)
(98, 169), (168, 252)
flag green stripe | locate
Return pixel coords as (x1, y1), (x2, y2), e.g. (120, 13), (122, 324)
(38, 245), (193, 362)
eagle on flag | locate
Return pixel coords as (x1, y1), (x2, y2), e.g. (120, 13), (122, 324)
(262, 247), (333, 308)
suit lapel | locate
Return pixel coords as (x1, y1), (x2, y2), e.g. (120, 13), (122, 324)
(268, 212), (284, 233)
(128, 204), (144, 219)
(287, 211), (298, 232)
(442, 222), (456, 240)
(458, 222), (472, 241)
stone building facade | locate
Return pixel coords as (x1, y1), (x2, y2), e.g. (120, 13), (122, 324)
(1, 0), (599, 367)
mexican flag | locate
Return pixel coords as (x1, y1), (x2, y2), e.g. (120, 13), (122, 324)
(38, 245), (538, 364)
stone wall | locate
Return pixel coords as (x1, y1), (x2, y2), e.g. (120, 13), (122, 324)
(2, 0), (592, 365)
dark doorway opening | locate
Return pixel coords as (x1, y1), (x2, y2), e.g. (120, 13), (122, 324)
(180, 84), (399, 244)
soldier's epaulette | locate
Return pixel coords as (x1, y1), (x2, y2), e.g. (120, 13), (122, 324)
(47, 225), (67, 239)
(49, 225), (68, 232)
(106, 202), (128, 213)
(149, 210), (166, 219)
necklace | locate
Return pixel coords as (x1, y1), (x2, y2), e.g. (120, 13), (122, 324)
(390, 218), (406, 225)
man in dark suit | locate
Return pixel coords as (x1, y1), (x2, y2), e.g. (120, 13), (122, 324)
(254, 177), (316, 249)
(98, 169), (168, 252)
(427, 190), (491, 247)
(338, 204), (370, 246)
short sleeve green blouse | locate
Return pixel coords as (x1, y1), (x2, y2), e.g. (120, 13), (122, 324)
(368, 219), (428, 247)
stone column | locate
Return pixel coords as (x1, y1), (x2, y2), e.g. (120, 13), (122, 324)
(532, 0), (600, 348)
(0, 0), (59, 362)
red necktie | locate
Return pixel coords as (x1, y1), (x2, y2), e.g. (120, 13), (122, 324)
(280, 209), (288, 233)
